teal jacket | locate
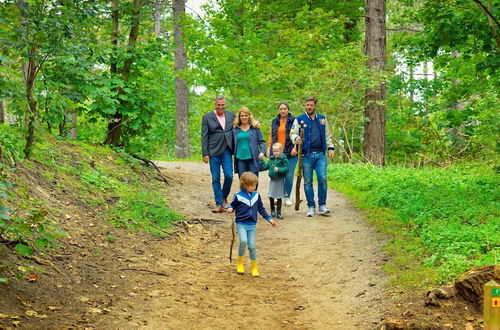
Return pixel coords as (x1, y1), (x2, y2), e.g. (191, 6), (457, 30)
(260, 154), (289, 180)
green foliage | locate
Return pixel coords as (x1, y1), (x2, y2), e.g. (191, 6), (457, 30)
(387, 0), (500, 163)
(0, 124), (23, 162)
(0, 0), (178, 158)
(0, 0), (497, 164)
(183, 1), (369, 160)
(328, 163), (500, 283)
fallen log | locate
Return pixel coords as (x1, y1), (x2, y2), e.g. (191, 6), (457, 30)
(454, 265), (500, 304)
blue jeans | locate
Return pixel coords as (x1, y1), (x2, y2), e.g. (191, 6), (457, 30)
(302, 152), (328, 208)
(285, 155), (298, 198)
(209, 149), (233, 206)
(236, 222), (257, 260)
(235, 158), (259, 177)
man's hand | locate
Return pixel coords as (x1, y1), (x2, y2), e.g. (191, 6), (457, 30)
(203, 156), (209, 164)
(291, 149), (297, 156)
(226, 208), (233, 213)
(269, 219), (277, 227)
(258, 153), (265, 160)
(328, 150), (335, 159)
(295, 137), (303, 145)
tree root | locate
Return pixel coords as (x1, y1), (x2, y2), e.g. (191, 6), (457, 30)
(127, 152), (170, 185)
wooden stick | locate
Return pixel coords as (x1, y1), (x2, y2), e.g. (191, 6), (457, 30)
(229, 217), (235, 263)
(295, 129), (304, 211)
(185, 218), (225, 224)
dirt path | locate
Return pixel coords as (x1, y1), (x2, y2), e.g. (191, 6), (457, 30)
(94, 161), (389, 329)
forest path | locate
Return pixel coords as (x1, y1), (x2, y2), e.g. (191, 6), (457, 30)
(96, 161), (388, 329)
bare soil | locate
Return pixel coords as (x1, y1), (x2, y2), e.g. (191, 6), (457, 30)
(0, 161), (483, 329)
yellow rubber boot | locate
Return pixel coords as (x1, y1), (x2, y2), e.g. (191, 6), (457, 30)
(251, 260), (260, 277)
(237, 256), (245, 274)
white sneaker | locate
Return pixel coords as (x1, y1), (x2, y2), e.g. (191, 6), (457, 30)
(285, 198), (293, 206)
(318, 205), (330, 215)
(306, 207), (315, 217)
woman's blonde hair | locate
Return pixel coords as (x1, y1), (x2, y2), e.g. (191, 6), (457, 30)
(239, 171), (259, 189)
(233, 107), (259, 128)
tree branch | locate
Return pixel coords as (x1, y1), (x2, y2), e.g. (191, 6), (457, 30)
(387, 26), (423, 33)
(471, 0), (500, 28)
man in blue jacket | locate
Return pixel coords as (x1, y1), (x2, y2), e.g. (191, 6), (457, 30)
(290, 96), (335, 217)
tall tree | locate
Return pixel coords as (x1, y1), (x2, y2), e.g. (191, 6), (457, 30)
(3, 0), (94, 157)
(104, 0), (145, 146)
(363, 0), (387, 166)
(173, 0), (190, 158)
(15, 0), (39, 158)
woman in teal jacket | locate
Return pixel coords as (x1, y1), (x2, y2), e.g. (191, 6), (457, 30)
(232, 107), (266, 177)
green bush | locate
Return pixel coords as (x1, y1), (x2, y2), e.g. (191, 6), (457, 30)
(328, 163), (500, 283)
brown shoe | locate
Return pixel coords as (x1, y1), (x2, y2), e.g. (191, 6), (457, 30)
(212, 206), (224, 213)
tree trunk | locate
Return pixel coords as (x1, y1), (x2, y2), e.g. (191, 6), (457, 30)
(58, 113), (67, 136)
(0, 100), (4, 124)
(154, 0), (162, 36)
(23, 45), (39, 159)
(67, 112), (77, 139)
(105, 0), (122, 146)
(173, 0), (190, 158)
(363, 0), (387, 166)
(110, 0), (119, 76)
(105, 0), (143, 146)
(15, 0), (39, 158)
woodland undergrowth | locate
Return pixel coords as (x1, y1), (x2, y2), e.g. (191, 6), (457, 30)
(0, 130), (182, 283)
(328, 162), (500, 287)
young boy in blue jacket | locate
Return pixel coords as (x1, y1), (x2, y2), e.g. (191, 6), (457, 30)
(227, 171), (277, 276)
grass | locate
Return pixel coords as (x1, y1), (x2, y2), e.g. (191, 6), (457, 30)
(328, 162), (500, 287)
(22, 134), (184, 236)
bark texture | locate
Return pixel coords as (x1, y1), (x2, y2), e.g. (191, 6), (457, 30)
(173, 0), (190, 158)
(454, 265), (500, 305)
(68, 112), (77, 139)
(363, 0), (387, 166)
(154, 0), (161, 36)
(23, 47), (38, 158)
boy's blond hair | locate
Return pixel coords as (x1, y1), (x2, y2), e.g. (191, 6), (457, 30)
(239, 171), (259, 189)
(272, 142), (283, 152)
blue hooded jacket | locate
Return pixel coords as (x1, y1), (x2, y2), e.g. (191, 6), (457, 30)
(229, 190), (271, 224)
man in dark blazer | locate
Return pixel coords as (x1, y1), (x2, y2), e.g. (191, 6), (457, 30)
(202, 95), (235, 213)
